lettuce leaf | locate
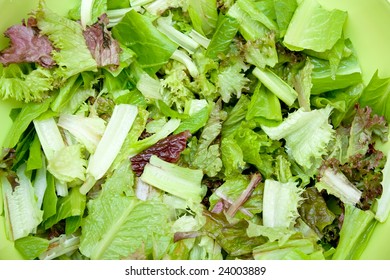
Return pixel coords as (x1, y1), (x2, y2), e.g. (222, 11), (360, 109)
(35, 4), (97, 79)
(284, 0), (347, 52)
(262, 106), (335, 172)
(80, 161), (173, 259)
(359, 71), (390, 123)
(1, 164), (43, 240)
(332, 204), (375, 260)
(262, 179), (303, 228)
(0, 64), (54, 102)
(112, 9), (178, 74)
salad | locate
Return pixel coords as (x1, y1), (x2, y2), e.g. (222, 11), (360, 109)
(0, 0), (390, 260)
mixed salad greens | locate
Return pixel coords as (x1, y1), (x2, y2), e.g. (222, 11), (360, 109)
(0, 0), (390, 260)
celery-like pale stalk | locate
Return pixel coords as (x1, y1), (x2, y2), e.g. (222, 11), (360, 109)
(127, 118), (181, 157)
(188, 30), (211, 49)
(140, 155), (204, 203)
(80, 104), (138, 194)
(39, 234), (80, 260)
(171, 50), (199, 78)
(33, 156), (47, 209)
(33, 117), (65, 161)
(252, 67), (298, 106)
(317, 168), (362, 206)
(156, 16), (200, 54)
(80, 0), (95, 29)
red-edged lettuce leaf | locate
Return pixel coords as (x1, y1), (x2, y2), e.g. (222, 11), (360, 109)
(83, 14), (121, 70)
(0, 17), (55, 68)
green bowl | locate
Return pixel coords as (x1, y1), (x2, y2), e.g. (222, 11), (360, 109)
(1, 0), (390, 260)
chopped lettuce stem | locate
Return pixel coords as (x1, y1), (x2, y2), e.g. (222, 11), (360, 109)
(80, 104), (138, 194)
(188, 30), (211, 49)
(252, 67), (298, 106)
(226, 173), (261, 217)
(317, 167), (362, 206)
(171, 50), (199, 78)
(140, 155), (204, 203)
(80, 0), (95, 28)
(156, 16), (200, 54)
(33, 117), (65, 161)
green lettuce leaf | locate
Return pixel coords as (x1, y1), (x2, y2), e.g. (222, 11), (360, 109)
(187, 101), (226, 177)
(80, 160), (173, 259)
(44, 187), (86, 230)
(273, 0), (297, 38)
(310, 53), (362, 95)
(188, 0), (218, 37)
(221, 94), (251, 138)
(246, 83), (282, 126)
(205, 15), (239, 59)
(233, 125), (280, 178)
(220, 136), (246, 178)
(1, 164), (43, 240)
(35, 4), (97, 79)
(298, 187), (336, 236)
(14, 235), (49, 260)
(246, 221), (296, 245)
(262, 106), (335, 172)
(0, 64), (54, 102)
(47, 144), (87, 183)
(359, 71), (390, 123)
(262, 179), (303, 228)
(283, 0), (347, 52)
(332, 204), (375, 260)
(311, 83), (364, 128)
(112, 9), (178, 74)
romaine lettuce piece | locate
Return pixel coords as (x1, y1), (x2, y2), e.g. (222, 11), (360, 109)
(316, 168), (362, 206)
(39, 233), (80, 260)
(332, 204), (375, 260)
(284, 0), (347, 52)
(252, 67), (298, 106)
(310, 54), (363, 94)
(359, 71), (390, 123)
(205, 15), (239, 59)
(188, 0), (218, 37)
(80, 161), (173, 259)
(14, 235), (49, 260)
(273, 0), (297, 38)
(43, 187), (86, 230)
(112, 9), (178, 74)
(58, 114), (106, 154)
(156, 15), (200, 54)
(246, 83), (282, 126)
